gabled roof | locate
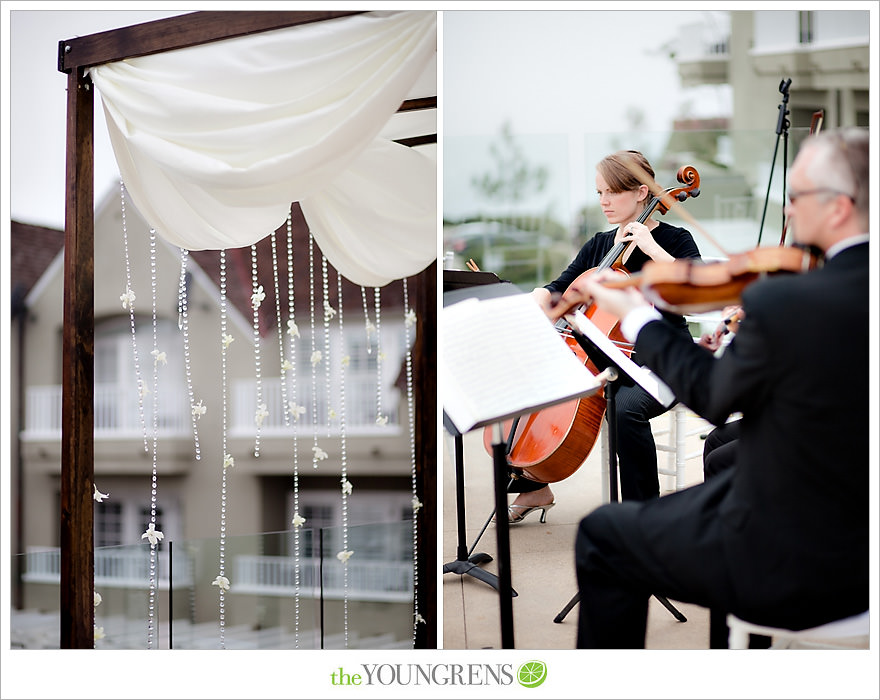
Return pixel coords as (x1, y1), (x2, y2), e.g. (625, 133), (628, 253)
(10, 221), (65, 313)
(11, 204), (406, 334)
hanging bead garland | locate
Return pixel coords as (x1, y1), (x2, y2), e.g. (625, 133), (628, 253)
(373, 287), (387, 426)
(322, 253), (334, 437)
(214, 249), (230, 649)
(178, 248), (201, 460)
(251, 244), (266, 456)
(336, 272), (350, 646)
(146, 229), (161, 648)
(119, 181), (148, 453)
(308, 232), (323, 468)
(285, 215), (304, 648)
(403, 278), (423, 642)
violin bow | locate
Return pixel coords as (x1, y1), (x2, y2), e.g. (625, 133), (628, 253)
(620, 159), (731, 259)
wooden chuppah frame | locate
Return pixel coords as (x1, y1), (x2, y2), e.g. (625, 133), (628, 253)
(58, 10), (437, 649)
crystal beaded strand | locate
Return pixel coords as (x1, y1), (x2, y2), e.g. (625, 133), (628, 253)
(285, 216), (302, 646)
(120, 181), (148, 453)
(373, 287), (385, 426)
(321, 254), (333, 437)
(217, 250), (229, 649)
(270, 232), (290, 427)
(178, 249), (200, 460)
(251, 244), (264, 456)
(308, 232), (320, 468)
(336, 273), (350, 645)
(403, 278), (420, 643)
(360, 286), (374, 354)
(146, 229), (160, 648)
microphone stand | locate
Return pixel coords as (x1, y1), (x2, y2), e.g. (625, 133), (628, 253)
(756, 78), (791, 246)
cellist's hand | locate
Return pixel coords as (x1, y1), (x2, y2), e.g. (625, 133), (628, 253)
(568, 269), (651, 320)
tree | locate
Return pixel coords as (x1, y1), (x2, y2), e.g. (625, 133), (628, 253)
(470, 121), (549, 204)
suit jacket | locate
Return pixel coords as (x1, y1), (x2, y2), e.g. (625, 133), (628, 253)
(634, 242), (869, 629)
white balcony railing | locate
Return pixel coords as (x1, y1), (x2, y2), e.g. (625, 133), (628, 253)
(22, 547), (194, 590)
(21, 548), (411, 602)
(24, 383), (190, 439)
(231, 375), (399, 437)
(233, 555), (413, 602)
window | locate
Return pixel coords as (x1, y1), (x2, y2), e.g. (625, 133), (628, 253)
(94, 317), (188, 434)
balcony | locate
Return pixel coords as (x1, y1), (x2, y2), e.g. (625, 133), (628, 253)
(22, 375), (399, 442)
(11, 522), (416, 649)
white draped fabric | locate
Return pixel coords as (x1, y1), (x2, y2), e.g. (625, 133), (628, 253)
(89, 10), (437, 287)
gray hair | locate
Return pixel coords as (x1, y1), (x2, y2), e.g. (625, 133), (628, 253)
(802, 128), (869, 226)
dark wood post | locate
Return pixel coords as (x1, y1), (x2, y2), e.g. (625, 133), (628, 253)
(60, 67), (95, 648)
(413, 261), (437, 649)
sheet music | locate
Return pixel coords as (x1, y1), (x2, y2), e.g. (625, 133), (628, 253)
(441, 293), (602, 434)
(564, 309), (676, 408)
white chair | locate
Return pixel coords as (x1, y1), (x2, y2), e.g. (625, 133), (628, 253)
(653, 404), (705, 493)
(727, 611), (869, 649)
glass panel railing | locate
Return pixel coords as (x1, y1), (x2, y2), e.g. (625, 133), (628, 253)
(10, 520), (415, 650)
(444, 126), (833, 291)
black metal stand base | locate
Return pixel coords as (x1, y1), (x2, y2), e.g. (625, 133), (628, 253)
(553, 591), (687, 624)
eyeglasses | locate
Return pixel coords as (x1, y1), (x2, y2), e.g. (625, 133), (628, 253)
(787, 188), (855, 205)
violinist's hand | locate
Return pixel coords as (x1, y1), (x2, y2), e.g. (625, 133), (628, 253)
(574, 269), (651, 320)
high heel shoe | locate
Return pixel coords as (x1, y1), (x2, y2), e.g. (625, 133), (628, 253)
(506, 502), (555, 525)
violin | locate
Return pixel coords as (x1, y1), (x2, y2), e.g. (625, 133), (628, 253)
(553, 244), (822, 317)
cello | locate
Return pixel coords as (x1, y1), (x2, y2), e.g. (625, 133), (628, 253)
(481, 164), (702, 484)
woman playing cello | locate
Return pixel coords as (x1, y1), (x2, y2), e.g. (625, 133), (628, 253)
(501, 150), (702, 522)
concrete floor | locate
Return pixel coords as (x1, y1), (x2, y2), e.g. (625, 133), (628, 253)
(441, 409), (714, 650)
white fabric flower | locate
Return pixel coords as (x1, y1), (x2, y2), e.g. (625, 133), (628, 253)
(93, 485), (109, 503)
(287, 319), (300, 337)
(288, 403), (306, 421)
(212, 575), (230, 592)
(141, 523), (164, 546)
(376, 415), (389, 426)
(94, 625), (106, 640)
(192, 400), (207, 419)
(405, 309), (417, 328)
(151, 349), (167, 365)
(310, 350), (322, 367)
(94, 592), (102, 608)
(251, 285), (266, 310)
(120, 288), (136, 310)
(412, 496), (423, 513)
(323, 300), (337, 319)
(312, 445), (328, 461)
(336, 550), (354, 564)
(414, 613), (426, 625)
(222, 333), (235, 348)
(281, 359), (294, 372)
(223, 453), (235, 470)
(291, 513), (306, 528)
(341, 355), (350, 367)
(255, 403), (269, 426)
(341, 478), (353, 496)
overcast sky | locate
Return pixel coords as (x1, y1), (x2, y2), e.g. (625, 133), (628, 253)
(2, 6), (731, 232)
(4, 8), (189, 230)
(442, 9), (732, 222)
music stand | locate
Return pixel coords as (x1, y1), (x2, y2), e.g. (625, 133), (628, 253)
(442, 275), (519, 637)
(442, 285), (604, 649)
(552, 310), (687, 625)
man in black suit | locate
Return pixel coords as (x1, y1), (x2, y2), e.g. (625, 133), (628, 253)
(569, 128), (869, 648)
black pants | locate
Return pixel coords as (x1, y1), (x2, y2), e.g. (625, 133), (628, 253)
(575, 472), (736, 648)
(512, 384), (669, 501)
(703, 419), (741, 480)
